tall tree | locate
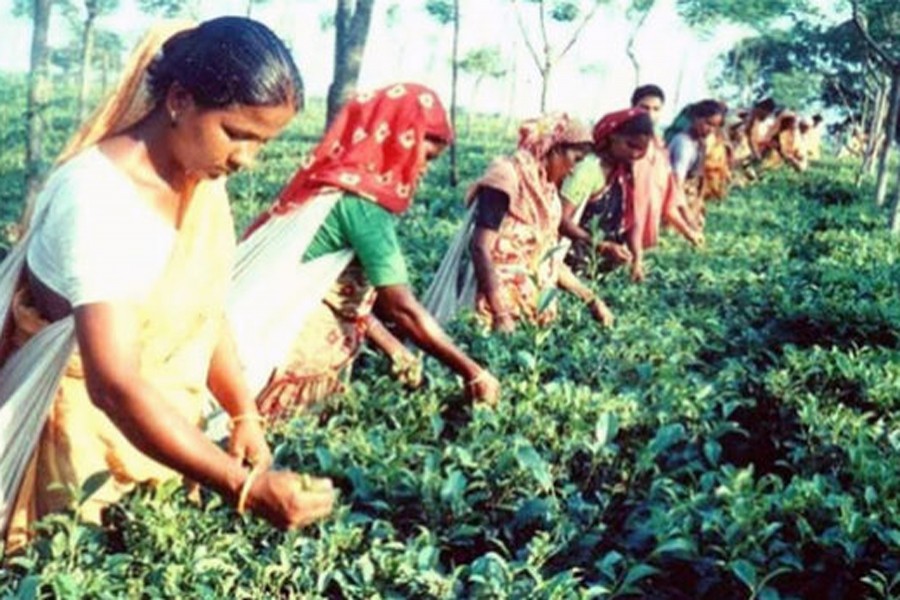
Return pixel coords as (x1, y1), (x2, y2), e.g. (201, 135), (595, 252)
(13, 0), (54, 230)
(424, 0), (459, 186)
(326, 0), (376, 126)
(510, 0), (606, 112)
(78, 0), (119, 121)
(851, 0), (900, 210)
(92, 29), (124, 94)
(624, 0), (655, 88)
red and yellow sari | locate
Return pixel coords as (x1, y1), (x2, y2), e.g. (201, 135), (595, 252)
(470, 114), (589, 328)
(248, 83), (453, 419)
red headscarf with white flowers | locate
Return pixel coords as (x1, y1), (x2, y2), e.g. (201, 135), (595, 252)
(590, 107), (652, 236)
(264, 83), (452, 221)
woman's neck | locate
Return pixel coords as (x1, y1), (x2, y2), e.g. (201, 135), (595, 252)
(129, 111), (193, 195)
(100, 110), (195, 226)
(597, 152), (615, 177)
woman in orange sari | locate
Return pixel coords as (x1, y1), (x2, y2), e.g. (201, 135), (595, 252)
(467, 113), (613, 332)
(246, 84), (500, 421)
(2, 18), (334, 554)
(762, 111), (806, 172)
(701, 126), (733, 202)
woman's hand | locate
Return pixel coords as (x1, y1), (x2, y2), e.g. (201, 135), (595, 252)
(228, 416), (272, 469)
(588, 298), (615, 327)
(464, 369), (501, 407)
(244, 470), (335, 529)
(630, 261), (646, 283)
(598, 241), (633, 264)
(493, 312), (517, 334)
(689, 229), (706, 248)
(391, 351), (424, 389)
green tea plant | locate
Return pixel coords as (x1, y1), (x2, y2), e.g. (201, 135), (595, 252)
(0, 75), (898, 598)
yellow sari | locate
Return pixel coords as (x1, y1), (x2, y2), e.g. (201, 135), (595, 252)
(3, 20), (235, 553)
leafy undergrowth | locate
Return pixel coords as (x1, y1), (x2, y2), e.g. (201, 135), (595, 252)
(1, 79), (899, 597)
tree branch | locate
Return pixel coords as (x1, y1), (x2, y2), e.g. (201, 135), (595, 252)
(511, 0), (544, 73)
(559, 0), (602, 61)
(625, 2), (653, 83)
(538, 0), (550, 62)
(851, 0), (897, 71)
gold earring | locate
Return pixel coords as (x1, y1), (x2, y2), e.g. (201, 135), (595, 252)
(170, 111), (178, 126)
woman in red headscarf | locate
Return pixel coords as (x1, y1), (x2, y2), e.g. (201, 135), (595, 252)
(467, 113), (614, 332)
(244, 83), (499, 420)
(559, 108), (655, 277)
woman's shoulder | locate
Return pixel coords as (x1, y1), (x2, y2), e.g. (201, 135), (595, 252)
(32, 148), (133, 221)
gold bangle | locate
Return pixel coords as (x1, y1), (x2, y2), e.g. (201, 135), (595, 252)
(236, 464), (263, 515)
(229, 413), (265, 430)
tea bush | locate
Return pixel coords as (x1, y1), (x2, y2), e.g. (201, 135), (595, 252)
(0, 76), (898, 598)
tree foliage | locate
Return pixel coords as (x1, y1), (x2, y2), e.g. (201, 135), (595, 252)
(424, 0), (453, 25)
(458, 47), (507, 80)
(137, 0), (196, 18)
(712, 21), (868, 111)
(676, 0), (809, 30)
(852, 0), (900, 63)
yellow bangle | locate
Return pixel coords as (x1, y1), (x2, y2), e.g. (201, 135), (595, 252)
(236, 465), (263, 515)
(229, 413), (265, 430)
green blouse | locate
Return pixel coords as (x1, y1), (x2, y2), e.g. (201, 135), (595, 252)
(304, 192), (409, 287)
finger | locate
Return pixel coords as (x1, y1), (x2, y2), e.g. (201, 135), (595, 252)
(292, 492), (336, 527)
(230, 440), (247, 464)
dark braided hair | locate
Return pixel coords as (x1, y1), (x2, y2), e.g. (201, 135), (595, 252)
(147, 17), (303, 110)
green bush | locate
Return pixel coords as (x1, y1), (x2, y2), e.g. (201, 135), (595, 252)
(1, 77), (898, 598)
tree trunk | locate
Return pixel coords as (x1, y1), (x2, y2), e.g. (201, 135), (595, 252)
(875, 70), (900, 207)
(101, 52), (110, 95)
(539, 63), (551, 112)
(672, 52), (687, 112)
(449, 0), (459, 187)
(21, 0), (54, 231)
(626, 8), (652, 90)
(79, 12), (98, 122)
(859, 80), (888, 181)
(625, 45), (639, 89)
(326, 0), (375, 127)
(467, 77), (483, 134)
(890, 161), (900, 234)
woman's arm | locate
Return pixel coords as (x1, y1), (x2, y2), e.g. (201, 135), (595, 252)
(208, 320), (271, 468)
(662, 177), (704, 246)
(558, 199), (593, 244)
(75, 302), (332, 527)
(365, 315), (422, 388)
(374, 286), (500, 404)
(626, 224), (645, 283)
(470, 226), (515, 332)
(556, 265), (614, 327)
